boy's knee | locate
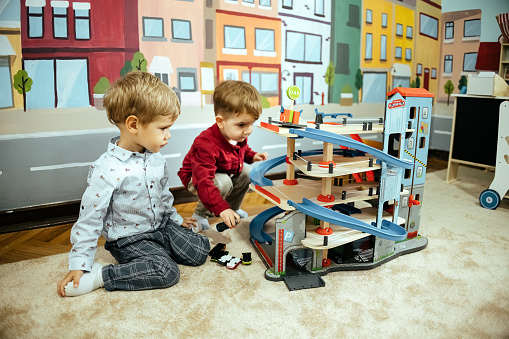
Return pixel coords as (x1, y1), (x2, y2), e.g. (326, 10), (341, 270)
(153, 258), (180, 288)
(214, 173), (233, 196)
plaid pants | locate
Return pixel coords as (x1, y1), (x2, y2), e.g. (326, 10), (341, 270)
(102, 219), (210, 291)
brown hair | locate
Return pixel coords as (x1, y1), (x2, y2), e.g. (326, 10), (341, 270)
(103, 71), (180, 125)
(213, 80), (262, 120)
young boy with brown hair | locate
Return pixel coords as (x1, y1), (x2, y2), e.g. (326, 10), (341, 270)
(57, 72), (209, 297)
(178, 80), (268, 231)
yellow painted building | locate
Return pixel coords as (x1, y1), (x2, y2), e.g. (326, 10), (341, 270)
(361, 0), (416, 102)
(414, 0), (442, 97)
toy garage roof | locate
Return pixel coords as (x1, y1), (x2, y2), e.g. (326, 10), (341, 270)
(387, 87), (434, 98)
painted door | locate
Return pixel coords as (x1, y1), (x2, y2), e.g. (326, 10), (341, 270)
(0, 57), (13, 109)
(56, 59), (90, 108)
(295, 74), (312, 105)
(423, 68), (430, 90)
(25, 59), (55, 109)
(362, 72), (387, 103)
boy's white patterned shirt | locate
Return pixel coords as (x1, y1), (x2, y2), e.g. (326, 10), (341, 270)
(69, 137), (183, 271)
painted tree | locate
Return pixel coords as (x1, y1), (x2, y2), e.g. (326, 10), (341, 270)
(120, 61), (132, 77)
(120, 52), (147, 76)
(415, 75), (421, 88)
(93, 77), (111, 94)
(458, 76), (468, 92)
(444, 80), (454, 106)
(354, 69), (363, 103)
(13, 70), (33, 112)
(131, 52), (147, 71)
(325, 61), (335, 103)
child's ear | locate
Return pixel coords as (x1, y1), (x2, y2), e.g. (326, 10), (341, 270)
(215, 115), (225, 129)
(125, 115), (139, 133)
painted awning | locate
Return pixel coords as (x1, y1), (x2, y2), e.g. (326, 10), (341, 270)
(148, 56), (173, 74)
(0, 36), (16, 56)
(391, 63), (411, 77)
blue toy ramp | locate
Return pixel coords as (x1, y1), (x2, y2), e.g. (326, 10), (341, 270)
(249, 206), (284, 243)
(289, 128), (413, 169)
(287, 198), (407, 241)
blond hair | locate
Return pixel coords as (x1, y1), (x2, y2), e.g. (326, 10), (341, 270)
(103, 71), (180, 125)
(213, 80), (262, 120)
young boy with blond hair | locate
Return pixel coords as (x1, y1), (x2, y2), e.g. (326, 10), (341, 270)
(178, 80), (268, 231)
(57, 72), (209, 297)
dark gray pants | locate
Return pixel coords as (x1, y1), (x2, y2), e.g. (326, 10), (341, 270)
(102, 219), (209, 291)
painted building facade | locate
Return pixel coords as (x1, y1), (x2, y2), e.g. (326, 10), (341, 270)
(20, 0), (139, 109)
(414, 0), (442, 96)
(329, 0), (362, 104)
(215, 1), (281, 107)
(279, 0), (331, 107)
(139, 0), (204, 106)
(437, 9), (481, 103)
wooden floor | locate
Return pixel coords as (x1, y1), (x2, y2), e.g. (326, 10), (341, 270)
(0, 157), (447, 265)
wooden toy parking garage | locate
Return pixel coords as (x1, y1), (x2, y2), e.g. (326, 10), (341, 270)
(248, 87), (434, 291)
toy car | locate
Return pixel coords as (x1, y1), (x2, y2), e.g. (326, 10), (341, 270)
(226, 257), (241, 270)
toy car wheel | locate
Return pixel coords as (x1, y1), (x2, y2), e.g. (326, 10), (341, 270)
(479, 189), (500, 210)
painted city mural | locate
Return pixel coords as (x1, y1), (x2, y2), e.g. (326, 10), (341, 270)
(1, 0), (502, 112)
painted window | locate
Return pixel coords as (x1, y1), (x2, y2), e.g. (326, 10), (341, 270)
(405, 48), (412, 61)
(172, 19), (192, 41)
(420, 13), (438, 39)
(366, 9), (372, 24)
(242, 71), (278, 96)
(380, 35), (387, 61)
(315, 0), (324, 17)
(463, 52), (477, 72)
(255, 28), (275, 52)
(282, 0), (292, 9)
(223, 69), (239, 81)
(396, 23), (403, 37)
(445, 22), (454, 39)
(431, 68), (437, 79)
(335, 43), (349, 74)
(260, 0), (271, 7)
(444, 55), (453, 73)
(416, 63), (422, 75)
(243, 0), (254, 3)
(25, 59), (89, 109)
(382, 13), (388, 28)
(154, 73), (169, 86)
(365, 33), (372, 60)
(74, 7), (90, 40)
(28, 6), (44, 38)
(52, 5), (68, 39)
(178, 69), (197, 92)
(464, 19), (480, 38)
(143, 17), (164, 38)
(347, 4), (360, 28)
(395, 47), (402, 59)
(406, 26), (413, 39)
(286, 31), (321, 63)
(0, 57), (13, 108)
(224, 26), (245, 49)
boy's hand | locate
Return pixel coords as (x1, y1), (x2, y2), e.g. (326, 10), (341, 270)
(253, 152), (268, 162)
(57, 270), (84, 297)
(219, 209), (240, 229)
(181, 217), (198, 229)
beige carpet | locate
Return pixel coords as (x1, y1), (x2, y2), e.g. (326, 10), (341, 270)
(1, 166), (508, 338)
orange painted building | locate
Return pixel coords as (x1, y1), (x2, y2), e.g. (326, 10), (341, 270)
(215, 8), (281, 107)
